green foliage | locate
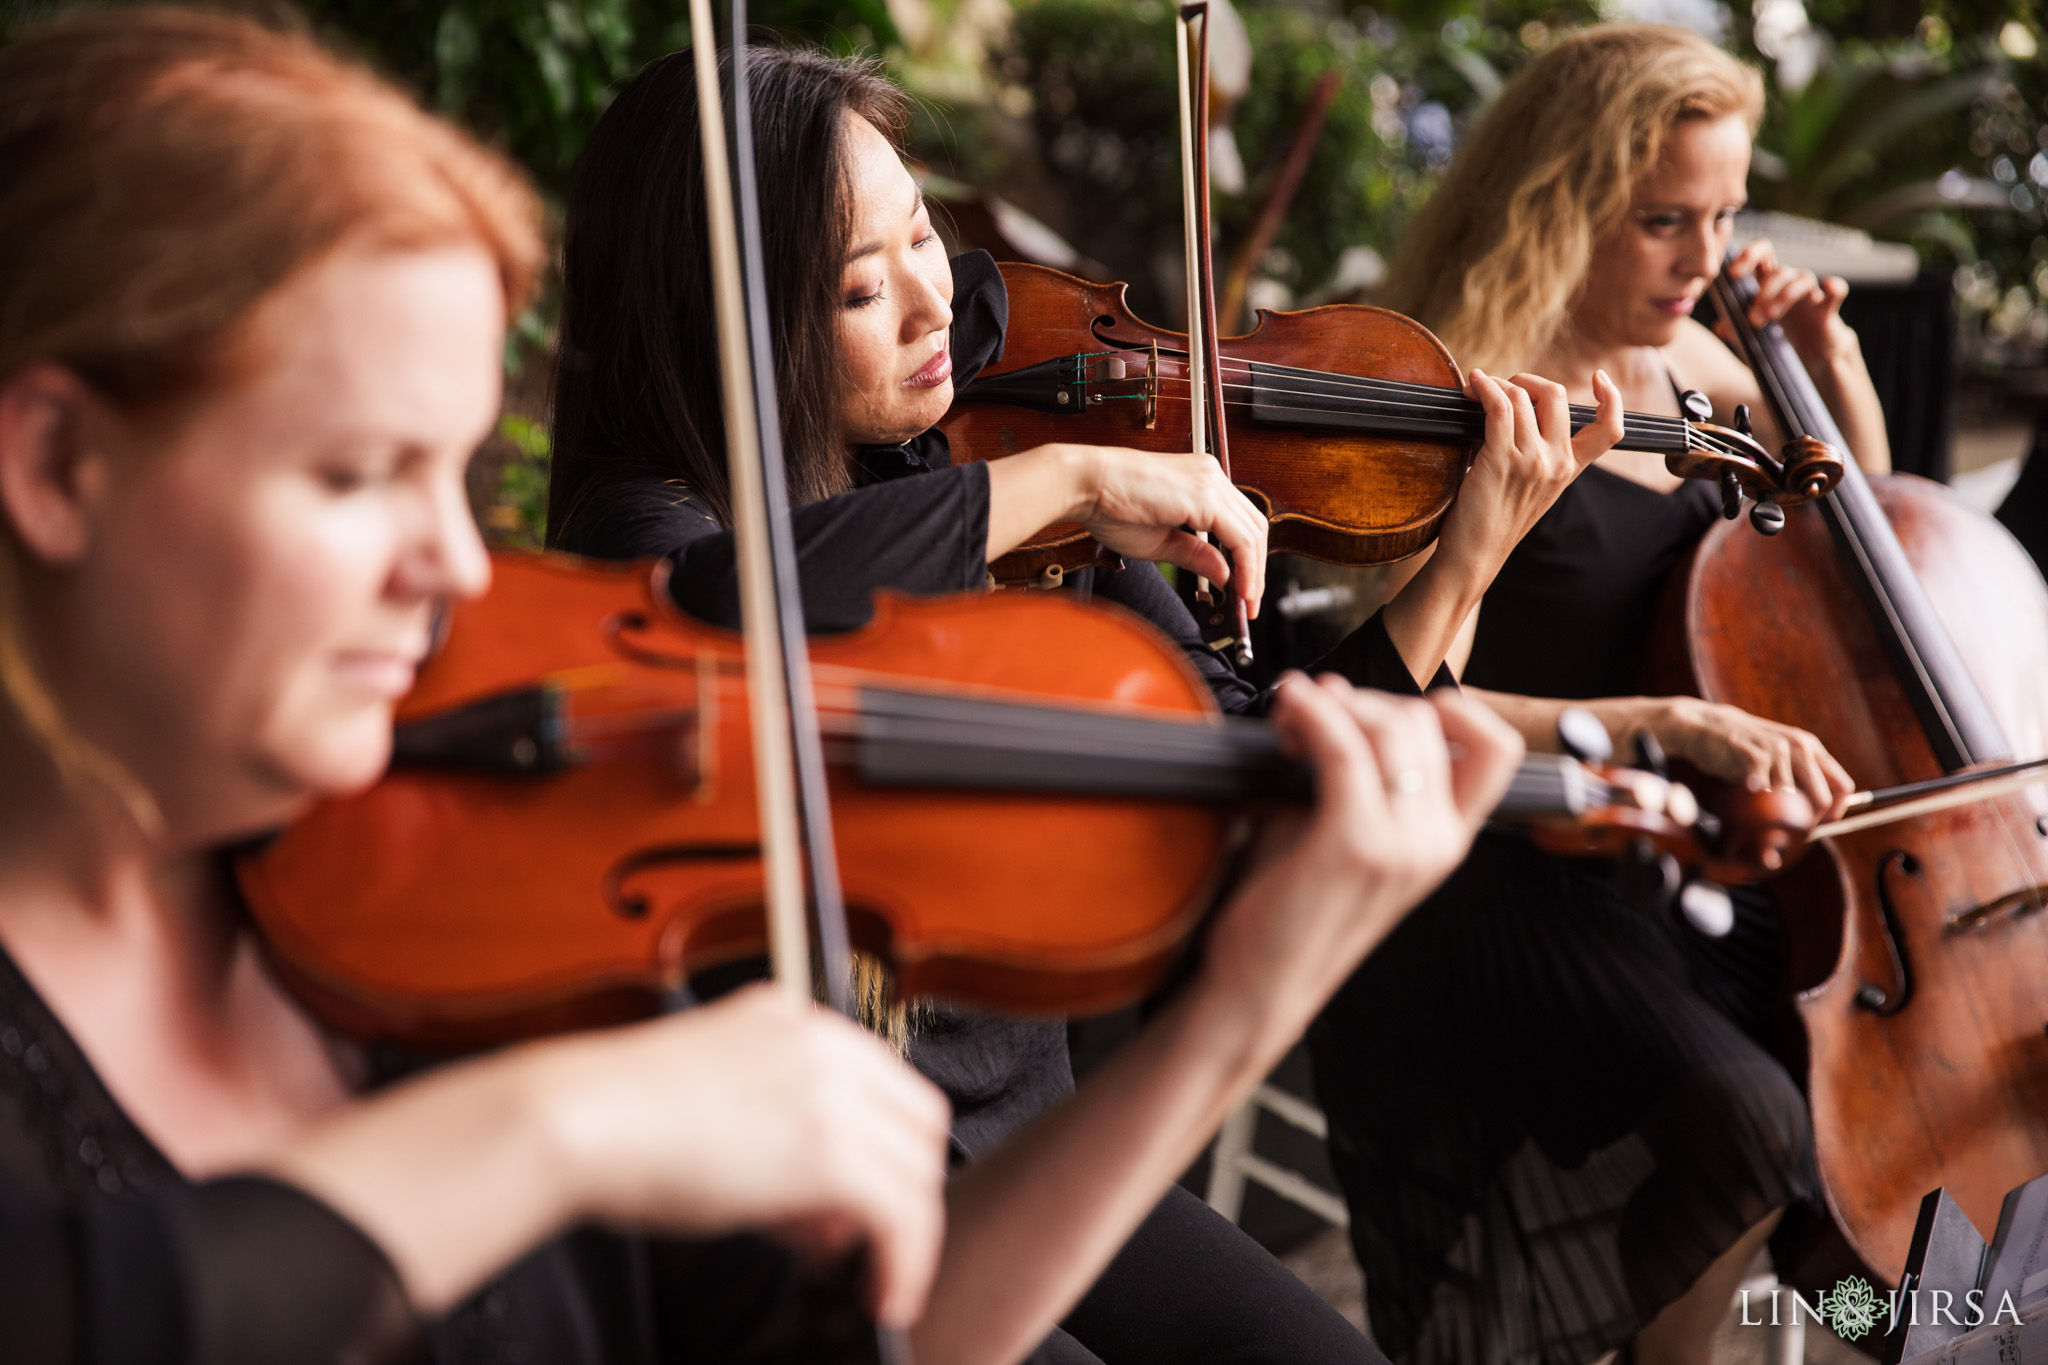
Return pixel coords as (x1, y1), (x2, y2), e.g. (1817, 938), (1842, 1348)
(998, 0), (1595, 303)
(995, 1), (1183, 256)
(491, 413), (553, 546)
(1745, 22), (2047, 367)
(1224, 3), (1605, 294)
(4, 0), (901, 197)
(300, 0), (898, 194)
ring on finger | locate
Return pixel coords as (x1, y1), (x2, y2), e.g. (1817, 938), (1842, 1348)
(1391, 767), (1427, 797)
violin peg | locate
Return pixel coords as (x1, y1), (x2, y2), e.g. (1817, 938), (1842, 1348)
(1632, 730), (1669, 779)
(1732, 402), (1752, 437)
(1749, 500), (1786, 536)
(1679, 388), (1714, 423)
(1719, 470), (1742, 521)
(1556, 706), (1613, 765)
(1678, 880), (1736, 938)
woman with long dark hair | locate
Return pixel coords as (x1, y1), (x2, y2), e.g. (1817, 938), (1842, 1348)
(548, 43), (1620, 1365)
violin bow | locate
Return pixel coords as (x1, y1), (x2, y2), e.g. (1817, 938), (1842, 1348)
(687, 0), (854, 1011)
(691, 7), (911, 1359)
(1174, 2), (1253, 667)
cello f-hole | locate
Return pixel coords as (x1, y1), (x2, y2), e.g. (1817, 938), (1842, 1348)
(1855, 849), (1921, 1016)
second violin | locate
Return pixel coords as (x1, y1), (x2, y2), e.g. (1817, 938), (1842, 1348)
(941, 262), (1846, 585)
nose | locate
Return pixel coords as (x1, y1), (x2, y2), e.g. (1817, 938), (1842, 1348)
(900, 261), (953, 345)
(395, 468), (492, 603)
(1678, 218), (1722, 282)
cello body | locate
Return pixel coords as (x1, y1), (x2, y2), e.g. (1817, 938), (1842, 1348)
(1651, 472), (2048, 1282)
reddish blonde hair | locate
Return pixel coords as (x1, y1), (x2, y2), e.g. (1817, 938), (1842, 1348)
(0, 6), (545, 801)
(1382, 23), (1763, 374)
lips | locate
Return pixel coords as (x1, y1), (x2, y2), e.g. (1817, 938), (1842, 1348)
(905, 347), (952, 389)
(1653, 294), (1702, 316)
(334, 651), (423, 698)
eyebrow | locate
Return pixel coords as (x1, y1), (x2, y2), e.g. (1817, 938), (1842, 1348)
(845, 180), (927, 264)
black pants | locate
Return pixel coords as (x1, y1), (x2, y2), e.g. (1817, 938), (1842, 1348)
(1024, 1183), (1387, 1365)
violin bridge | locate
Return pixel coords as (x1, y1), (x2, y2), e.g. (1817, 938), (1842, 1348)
(1145, 340), (1160, 429)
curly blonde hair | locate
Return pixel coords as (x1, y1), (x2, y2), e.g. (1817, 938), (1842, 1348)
(1382, 23), (1763, 375)
(0, 7), (544, 814)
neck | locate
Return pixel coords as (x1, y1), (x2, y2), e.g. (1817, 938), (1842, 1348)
(0, 722), (240, 1005)
(1527, 318), (1667, 398)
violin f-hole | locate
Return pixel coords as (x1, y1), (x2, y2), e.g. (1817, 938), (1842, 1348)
(1855, 849), (1920, 1016)
(604, 842), (761, 920)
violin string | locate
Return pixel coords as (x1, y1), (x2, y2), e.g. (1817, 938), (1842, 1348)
(1142, 374), (1695, 438)
(543, 675), (1615, 821)
(1068, 347), (1699, 432)
(1042, 354), (1704, 445)
(1067, 373), (1714, 455)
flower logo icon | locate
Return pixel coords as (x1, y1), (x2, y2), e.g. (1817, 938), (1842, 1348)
(1823, 1275), (1881, 1339)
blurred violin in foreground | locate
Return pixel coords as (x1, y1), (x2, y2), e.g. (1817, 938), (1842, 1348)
(236, 552), (1810, 1046)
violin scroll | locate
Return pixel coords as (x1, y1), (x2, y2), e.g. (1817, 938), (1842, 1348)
(1518, 757), (1818, 887)
(1664, 419), (1845, 526)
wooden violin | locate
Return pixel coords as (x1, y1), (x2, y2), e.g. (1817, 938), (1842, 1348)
(940, 262), (1848, 586)
(235, 549), (1809, 1046)
(1646, 258), (2048, 1285)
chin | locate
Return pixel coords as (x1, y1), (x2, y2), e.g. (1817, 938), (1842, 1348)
(898, 383), (953, 438)
(1637, 311), (1692, 347)
(272, 709), (397, 803)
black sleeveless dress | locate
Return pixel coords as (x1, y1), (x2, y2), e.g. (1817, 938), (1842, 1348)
(1307, 467), (1821, 1364)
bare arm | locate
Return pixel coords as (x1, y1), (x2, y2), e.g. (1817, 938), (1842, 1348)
(261, 987), (952, 1321)
(1698, 240), (1890, 474)
(1380, 369), (1624, 685)
(983, 442), (1270, 612)
(911, 679), (1524, 1365)
(1463, 685), (1856, 820)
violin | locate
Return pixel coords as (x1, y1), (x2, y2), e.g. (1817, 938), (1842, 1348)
(939, 262), (1847, 588)
(1646, 258), (2048, 1285)
(235, 549), (1808, 1046)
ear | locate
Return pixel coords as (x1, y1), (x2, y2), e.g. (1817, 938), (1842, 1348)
(0, 364), (111, 564)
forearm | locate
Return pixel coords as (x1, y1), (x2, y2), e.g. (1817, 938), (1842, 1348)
(1381, 544), (1487, 687)
(1465, 687), (1665, 754)
(258, 1047), (572, 1314)
(1809, 338), (1891, 474)
(982, 445), (1094, 560)
(914, 983), (1275, 1365)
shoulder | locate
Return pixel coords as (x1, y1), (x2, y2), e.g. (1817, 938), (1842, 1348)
(1663, 317), (1761, 410)
(552, 471), (722, 561)
(948, 250), (1008, 389)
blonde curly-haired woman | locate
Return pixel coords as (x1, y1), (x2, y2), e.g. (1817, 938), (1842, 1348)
(1308, 24), (1891, 1365)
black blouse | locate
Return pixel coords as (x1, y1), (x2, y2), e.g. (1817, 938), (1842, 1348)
(0, 941), (420, 1364)
(0, 938), (901, 1365)
(551, 250), (1434, 712)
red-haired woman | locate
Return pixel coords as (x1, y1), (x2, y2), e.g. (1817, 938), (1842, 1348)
(0, 11), (1518, 1363)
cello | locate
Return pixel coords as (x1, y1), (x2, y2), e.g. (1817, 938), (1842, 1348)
(1647, 259), (2048, 1284)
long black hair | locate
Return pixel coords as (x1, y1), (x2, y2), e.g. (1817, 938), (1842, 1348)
(547, 44), (909, 541)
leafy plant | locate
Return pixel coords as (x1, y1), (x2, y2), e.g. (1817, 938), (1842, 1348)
(490, 413), (554, 547)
